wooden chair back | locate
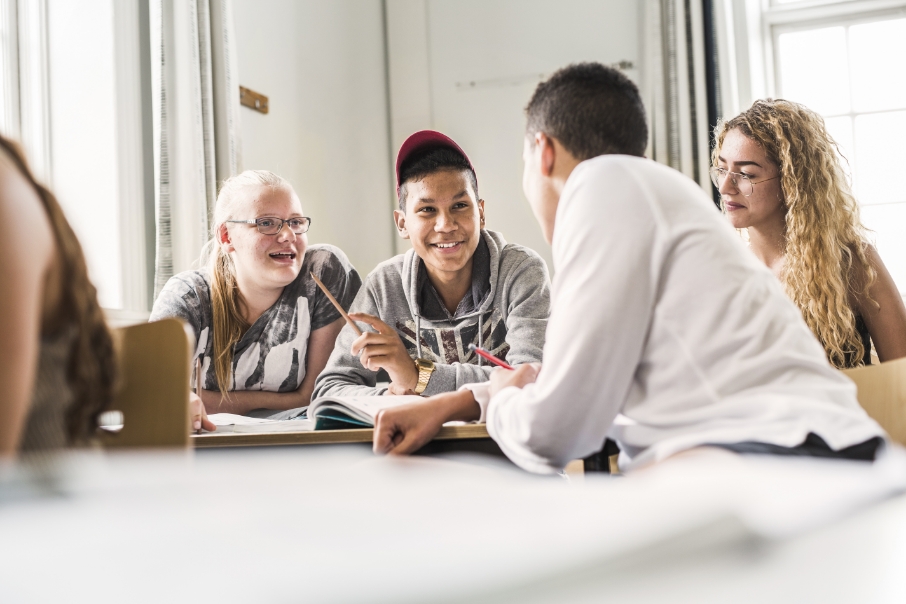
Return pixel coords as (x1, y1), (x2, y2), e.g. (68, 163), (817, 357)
(842, 357), (906, 447)
(100, 318), (192, 448)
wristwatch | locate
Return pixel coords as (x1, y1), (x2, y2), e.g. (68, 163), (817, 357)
(412, 357), (436, 394)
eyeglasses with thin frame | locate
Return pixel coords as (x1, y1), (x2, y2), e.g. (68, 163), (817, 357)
(709, 167), (780, 197)
(226, 216), (312, 235)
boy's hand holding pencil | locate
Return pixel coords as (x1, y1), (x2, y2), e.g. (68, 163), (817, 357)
(488, 362), (541, 399)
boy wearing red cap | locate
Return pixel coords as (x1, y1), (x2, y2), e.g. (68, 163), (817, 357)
(313, 131), (550, 398)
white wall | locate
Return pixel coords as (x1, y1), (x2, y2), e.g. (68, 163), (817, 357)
(386, 0), (642, 269)
(233, 0), (642, 275)
(232, 0), (395, 277)
(31, 0), (642, 314)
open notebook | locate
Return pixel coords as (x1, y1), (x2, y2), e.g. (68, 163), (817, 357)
(308, 395), (424, 430)
(206, 413), (314, 433)
(205, 395), (425, 433)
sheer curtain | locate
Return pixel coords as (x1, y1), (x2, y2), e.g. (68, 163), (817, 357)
(0, 0), (20, 141)
(642, 0), (718, 191)
(150, 0), (242, 298)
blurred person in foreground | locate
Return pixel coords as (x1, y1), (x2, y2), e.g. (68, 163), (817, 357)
(0, 135), (115, 460)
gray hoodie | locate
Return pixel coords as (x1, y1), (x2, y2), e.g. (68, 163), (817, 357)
(313, 230), (550, 398)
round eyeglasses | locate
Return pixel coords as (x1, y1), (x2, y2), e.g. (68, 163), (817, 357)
(709, 167), (779, 198)
(226, 216), (312, 235)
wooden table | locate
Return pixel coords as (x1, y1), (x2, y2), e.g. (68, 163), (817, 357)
(192, 423), (499, 456)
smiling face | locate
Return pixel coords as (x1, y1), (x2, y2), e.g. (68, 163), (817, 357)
(394, 169), (484, 283)
(219, 185), (308, 293)
(717, 128), (785, 230)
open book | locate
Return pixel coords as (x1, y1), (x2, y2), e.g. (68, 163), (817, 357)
(207, 413), (314, 434)
(205, 396), (425, 433)
(308, 395), (424, 430)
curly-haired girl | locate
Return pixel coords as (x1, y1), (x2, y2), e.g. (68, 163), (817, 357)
(712, 99), (906, 368)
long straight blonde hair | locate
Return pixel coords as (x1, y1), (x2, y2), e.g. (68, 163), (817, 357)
(713, 99), (875, 368)
(201, 170), (293, 398)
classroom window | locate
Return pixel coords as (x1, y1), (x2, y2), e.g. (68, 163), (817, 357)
(47, 0), (124, 308)
(772, 9), (906, 292)
(1, 0), (153, 317)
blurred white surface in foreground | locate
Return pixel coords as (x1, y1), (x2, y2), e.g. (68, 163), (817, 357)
(1, 445), (905, 603)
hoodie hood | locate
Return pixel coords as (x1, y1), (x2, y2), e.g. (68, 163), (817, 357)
(401, 229), (505, 324)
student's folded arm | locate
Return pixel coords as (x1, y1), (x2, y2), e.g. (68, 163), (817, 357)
(296, 316), (346, 403)
(200, 386), (309, 414)
(201, 316), (348, 415)
(312, 284), (387, 399)
(486, 169), (660, 474)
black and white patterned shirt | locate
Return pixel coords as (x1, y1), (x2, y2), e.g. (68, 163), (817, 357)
(150, 244), (361, 392)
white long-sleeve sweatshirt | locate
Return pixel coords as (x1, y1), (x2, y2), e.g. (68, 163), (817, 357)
(469, 155), (883, 474)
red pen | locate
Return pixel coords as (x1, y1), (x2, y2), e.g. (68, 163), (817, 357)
(468, 343), (514, 370)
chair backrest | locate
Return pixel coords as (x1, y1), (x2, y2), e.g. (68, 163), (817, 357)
(100, 318), (193, 448)
(842, 357), (906, 447)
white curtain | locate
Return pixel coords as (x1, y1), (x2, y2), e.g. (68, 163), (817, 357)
(642, 0), (713, 191)
(151, 0), (242, 298)
(0, 0), (20, 141)
(6, 0), (52, 183)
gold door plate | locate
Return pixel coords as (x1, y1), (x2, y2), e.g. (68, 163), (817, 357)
(240, 86), (269, 114)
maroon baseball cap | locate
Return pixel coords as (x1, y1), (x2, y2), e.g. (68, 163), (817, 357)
(395, 130), (476, 192)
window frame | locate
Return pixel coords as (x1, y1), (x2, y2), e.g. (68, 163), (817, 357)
(735, 0), (906, 295)
(766, 2), (906, 99)
(728, 0), (906, 108)
(0, 0), (154, 323)
(769, 8), (906, 208)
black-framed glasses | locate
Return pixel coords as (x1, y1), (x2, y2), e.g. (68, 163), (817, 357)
(226, 216), (312, 235)
(709, 167), (779, 198)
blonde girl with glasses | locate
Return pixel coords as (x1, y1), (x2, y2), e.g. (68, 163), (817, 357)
(712, 99), (906, 368)
(150, 170), (361, 429)
(0, 135), (116, 459)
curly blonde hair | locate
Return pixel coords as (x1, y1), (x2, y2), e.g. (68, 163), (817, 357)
(712, 99), (875, 368)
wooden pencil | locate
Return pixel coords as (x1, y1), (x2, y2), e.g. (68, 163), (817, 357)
(310, 272), (363, 336)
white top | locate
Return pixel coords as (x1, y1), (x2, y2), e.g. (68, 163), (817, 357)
(467, 155), (883, 474)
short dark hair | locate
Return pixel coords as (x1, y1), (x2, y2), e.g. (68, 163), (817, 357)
(525, 62), (648, 160)
(397, 147), (478, 211)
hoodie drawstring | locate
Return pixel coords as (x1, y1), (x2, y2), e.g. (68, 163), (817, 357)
(477, 313), (483, 367)
(416, 315), (422, 359)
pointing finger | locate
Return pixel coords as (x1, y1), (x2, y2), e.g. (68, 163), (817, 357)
(348, 313), (394, 335)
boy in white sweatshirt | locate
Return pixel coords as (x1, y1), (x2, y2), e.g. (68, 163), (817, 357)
(373, 63), (884, 472)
